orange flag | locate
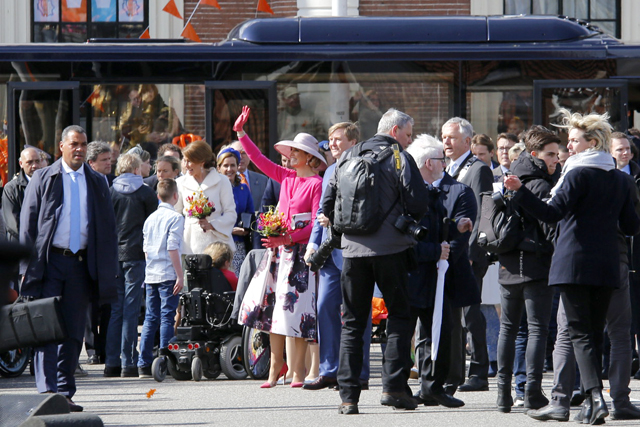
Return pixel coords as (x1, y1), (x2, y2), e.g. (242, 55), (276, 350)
(162, 0), (183, 19)
(181, 22), (202, 42)
(201, 0), (221, 9)
(257, 0), (274, 15)
(139, 27), (150, 39)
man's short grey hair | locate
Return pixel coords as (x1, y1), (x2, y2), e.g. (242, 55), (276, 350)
(406, 134), (444, 167)
(61, 125), (86, 142)
(377, 108), (414, 135)
(86, 141), (112, 163)
(443, 117), (474, 140)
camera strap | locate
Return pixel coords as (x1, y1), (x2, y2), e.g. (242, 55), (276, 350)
(391, 144), (407, 215)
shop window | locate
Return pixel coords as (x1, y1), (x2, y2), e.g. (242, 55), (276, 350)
(504, 0), (620, 38)
(32, 0), (148, 42)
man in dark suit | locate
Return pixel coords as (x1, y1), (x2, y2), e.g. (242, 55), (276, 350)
(492, 133), (518, 183)
(20, 125), (119, 412)
(442, 117), (494, 392)
(406, 134), (476, 408)
(87, 141), (115, 187)
(3, 147), (43, 241)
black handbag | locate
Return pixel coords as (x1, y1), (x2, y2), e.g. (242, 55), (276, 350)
(0, 296), (67, 353)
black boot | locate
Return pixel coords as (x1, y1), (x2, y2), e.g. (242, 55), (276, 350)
(524, 381), (549, 410)
(575, 393), (592, 424)
(497, 380), (513, 413)
(589, 388), (609, 425)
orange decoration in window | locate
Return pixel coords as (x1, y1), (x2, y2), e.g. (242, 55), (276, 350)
(172, 133), (202, 148)
(62, 0), (87, 22)
(0, 136), (8, 186)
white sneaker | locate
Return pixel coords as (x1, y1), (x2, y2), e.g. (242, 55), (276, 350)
(514, 397), (525, 407)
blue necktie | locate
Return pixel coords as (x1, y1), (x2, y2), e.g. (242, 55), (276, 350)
(69, 171), (81, 253)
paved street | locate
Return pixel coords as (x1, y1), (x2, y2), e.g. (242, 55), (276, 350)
(3, 347), (640, 427)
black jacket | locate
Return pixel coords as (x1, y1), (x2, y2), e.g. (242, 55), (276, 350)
(2, 171), (29, 241)
(498, 152), (559, 285)
(110, 178), (158, 261)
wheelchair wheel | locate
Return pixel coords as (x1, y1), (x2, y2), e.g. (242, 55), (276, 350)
(220, 335), (247, 380)
(191, 357), (203, 382)
(167, 355), (192, 381)
(152, 356), (167, 382)
(0, 347), (31, 378)
(242, 326), (270, 380)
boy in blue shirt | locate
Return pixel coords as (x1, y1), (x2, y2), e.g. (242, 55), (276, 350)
(138, 178), (185, 378)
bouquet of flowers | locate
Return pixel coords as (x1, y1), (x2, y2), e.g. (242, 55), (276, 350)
(185, 191), (215, 219)
(255, 206), (289, 237)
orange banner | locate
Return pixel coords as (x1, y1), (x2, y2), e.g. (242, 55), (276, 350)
(139, 27), (150, 39)
(201, 0), (221, 9)
(257, 0), (274, 15)
(162, 0), (182, 19)
(181, 22), (201, 42)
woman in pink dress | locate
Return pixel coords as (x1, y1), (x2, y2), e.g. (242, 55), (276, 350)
(235, 105), (325, 388)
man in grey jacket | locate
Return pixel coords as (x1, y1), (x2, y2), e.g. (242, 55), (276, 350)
(323, 108), (429, 414)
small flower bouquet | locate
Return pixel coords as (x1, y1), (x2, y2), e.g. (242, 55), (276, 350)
(255, 206), (289, 237)
(186, 191), (215, 219)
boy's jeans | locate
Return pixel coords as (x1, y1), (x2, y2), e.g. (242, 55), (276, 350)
(138, 280), (180, 368)
(105, 260), (146, 368)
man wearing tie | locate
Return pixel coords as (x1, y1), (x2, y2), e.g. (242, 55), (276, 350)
(20, 125), (118, 412)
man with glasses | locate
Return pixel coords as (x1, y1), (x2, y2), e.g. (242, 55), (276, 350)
(493, 133), (518, 183)
(406, 134), (475, 408)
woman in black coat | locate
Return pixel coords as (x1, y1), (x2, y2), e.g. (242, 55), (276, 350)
(504, 109), (640, 425)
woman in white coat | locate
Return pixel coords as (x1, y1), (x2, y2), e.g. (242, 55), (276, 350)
(175, 140), (236, 254)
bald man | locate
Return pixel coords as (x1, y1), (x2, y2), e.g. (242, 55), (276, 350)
(3, 147), (43, 241)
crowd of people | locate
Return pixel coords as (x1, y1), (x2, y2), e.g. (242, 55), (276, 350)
(3, 103), (640, 425)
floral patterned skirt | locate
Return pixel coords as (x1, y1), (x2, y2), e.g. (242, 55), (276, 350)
(239, 243), (318, 340)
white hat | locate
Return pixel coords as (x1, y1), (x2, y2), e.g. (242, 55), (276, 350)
(275, 133), (327, 170)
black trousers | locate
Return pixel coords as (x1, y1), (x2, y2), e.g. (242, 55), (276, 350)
(497, 280), (553, 390)
(338, 251), (414, 403)
(413, 295), (453, 395)
(463, 260), (489, 380)
(559, 285), (613, 393)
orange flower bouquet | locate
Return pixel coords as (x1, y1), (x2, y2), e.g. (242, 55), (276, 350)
(255, 206), (289, 237)
(185, 191), (215, 219)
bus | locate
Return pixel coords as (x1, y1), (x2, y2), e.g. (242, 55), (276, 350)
(2, 14), (639, 181)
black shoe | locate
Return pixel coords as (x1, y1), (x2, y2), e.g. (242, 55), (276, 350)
(338, 403), (359, 415)
(66, 397), (83, 413)
(303, 376), (338, 390)
(138, 366), (152, 378)
(497, 384), (513, 413)
(104, 365), (121, 377)
(590, 388), (609, 425)
(524, 390), (549, 410)
(444, 384), (457, 396)
(458, 376), (489, 392)
(426, 391), (465, 408)
(380, 392), (418, 410)
(121, 366), (138, 377)
(413, 393), (439, 406)
(527, 404), (570, 422)
(612, 403), (640, 420)
(360, 380), (369, 391)
(576, 393), (592, 423)
(570, 391), (586, 406)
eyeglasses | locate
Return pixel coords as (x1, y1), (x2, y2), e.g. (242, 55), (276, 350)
(429, 157), (446, 163)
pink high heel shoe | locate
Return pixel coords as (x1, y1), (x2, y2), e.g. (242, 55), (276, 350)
(260, 381), (276, 389)
(290, 382), (304, 388)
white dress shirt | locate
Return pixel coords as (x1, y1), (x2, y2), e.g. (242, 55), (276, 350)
(447, 150), (471, 177)
(52, 161), (89, 250)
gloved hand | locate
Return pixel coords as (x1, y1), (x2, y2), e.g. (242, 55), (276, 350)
(233, 105), (251, 133)
(261, 234), (291, 248)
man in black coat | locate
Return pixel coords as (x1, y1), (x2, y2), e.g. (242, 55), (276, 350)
(3, 147), (43, 241)
(442, 117), (494, 392)
(406, 134), (475, 408)
(20, 125), (119, 412)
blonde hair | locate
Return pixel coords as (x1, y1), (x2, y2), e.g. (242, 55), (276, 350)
(509, 142), (525, 163)
(115, 152), (141, 176)
(203, 242), (233, 269)
(556, 108), (612, 152)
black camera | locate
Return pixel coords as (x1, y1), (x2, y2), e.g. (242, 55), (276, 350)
(307, 227), (342, 272)
(394, 214), (428, 241)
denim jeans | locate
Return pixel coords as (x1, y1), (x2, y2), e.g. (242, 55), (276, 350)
(105, 260), (146, 368)
(497, 280), (553, 392)
(138, 280), (180, 368)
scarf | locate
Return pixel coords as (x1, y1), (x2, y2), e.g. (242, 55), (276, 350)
(549, 149), (615, 200)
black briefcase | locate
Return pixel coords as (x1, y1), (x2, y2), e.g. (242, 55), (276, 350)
(0, 296), (67, 353)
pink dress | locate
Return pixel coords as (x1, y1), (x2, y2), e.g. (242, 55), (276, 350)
(238, 134), (322, 339)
